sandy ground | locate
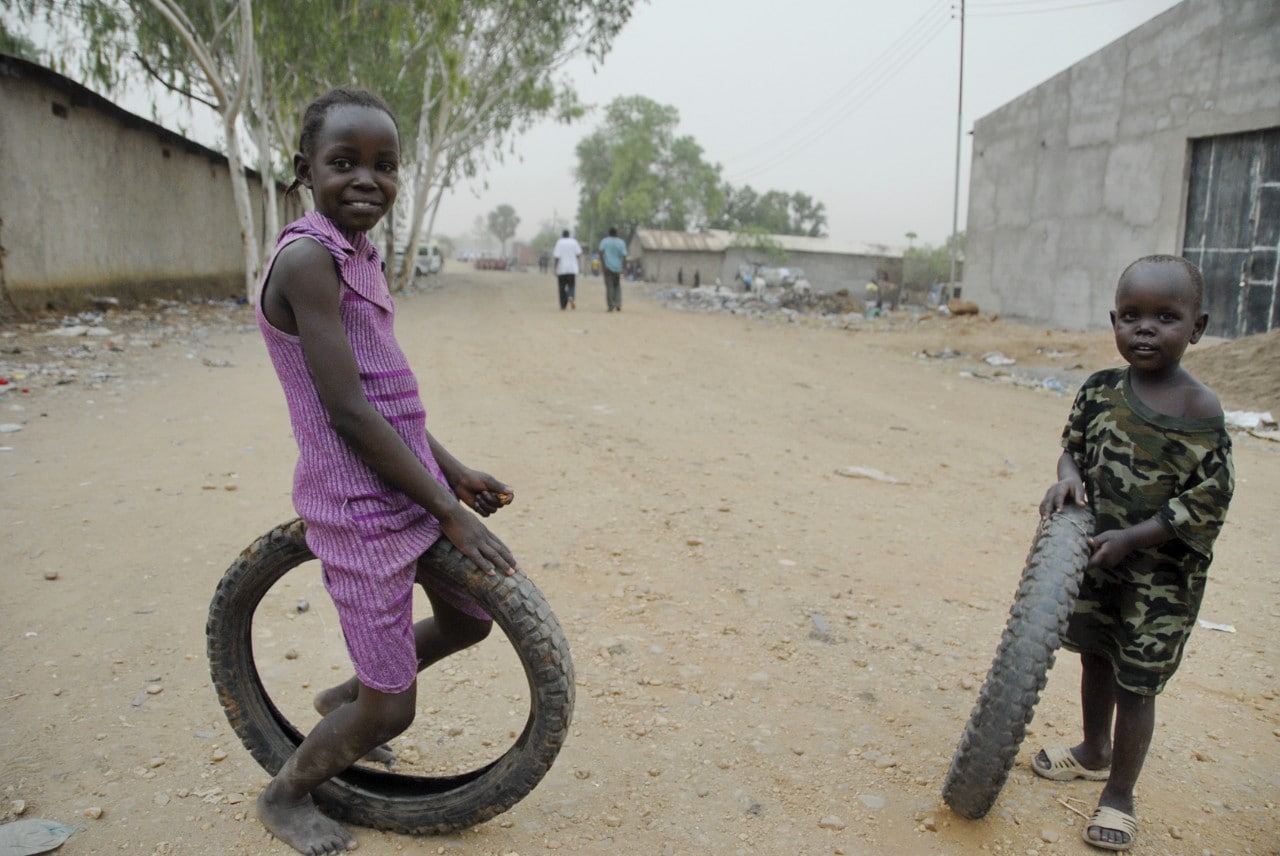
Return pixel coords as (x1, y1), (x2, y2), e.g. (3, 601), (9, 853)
(2, 268), (1277, 856)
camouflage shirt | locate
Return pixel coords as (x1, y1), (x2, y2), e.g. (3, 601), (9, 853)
(1059, 367), (1234, 694)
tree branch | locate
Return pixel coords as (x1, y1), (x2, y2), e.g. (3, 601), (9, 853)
(132, 51), (218, 109)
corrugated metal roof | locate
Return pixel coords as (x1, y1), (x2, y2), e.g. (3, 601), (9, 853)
(632, 228), (905, 258)
(708, 230), (905, 258)
(633, 229), (727, 252)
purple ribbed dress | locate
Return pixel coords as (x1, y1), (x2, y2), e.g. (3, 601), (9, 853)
(257, 212), (486, 694)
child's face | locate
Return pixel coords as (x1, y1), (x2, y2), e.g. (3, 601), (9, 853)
(295, 104), (399, 237)
(1110, 262), (1207, 374)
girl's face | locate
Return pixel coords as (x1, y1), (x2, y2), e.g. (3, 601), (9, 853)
(295, 104), (399, 237)
(1110, 263), (1207, 376)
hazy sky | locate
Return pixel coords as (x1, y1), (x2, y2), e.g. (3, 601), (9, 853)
(434, 0), (1183, 248)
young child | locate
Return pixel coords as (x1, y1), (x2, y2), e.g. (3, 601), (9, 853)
(254, 87), (520, 855)
(1033, 255), (1234, 852)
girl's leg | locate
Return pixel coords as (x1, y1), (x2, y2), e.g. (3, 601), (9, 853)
(1086, 686), (1154, 848)
(259, 682), (416, 855)
(315, 592), (491, 715)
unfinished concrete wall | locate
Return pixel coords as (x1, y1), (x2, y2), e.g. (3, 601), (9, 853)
(0, 55), (299, 312)
(964, 0), (1280, 332)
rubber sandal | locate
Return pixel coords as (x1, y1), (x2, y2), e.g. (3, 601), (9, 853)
(1083, 805), (1138, 851)
(1031, 746), (1110, 781)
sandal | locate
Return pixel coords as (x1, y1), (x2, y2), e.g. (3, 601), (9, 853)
(1031, 746), (1110, 781)
(1083, 805), (1138, 851)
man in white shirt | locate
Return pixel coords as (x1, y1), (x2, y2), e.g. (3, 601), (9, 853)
(552, 229), (584, 310)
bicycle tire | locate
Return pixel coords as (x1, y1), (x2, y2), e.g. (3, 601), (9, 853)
(941, 504), (1094, 820)
(206, 518), (575, 833)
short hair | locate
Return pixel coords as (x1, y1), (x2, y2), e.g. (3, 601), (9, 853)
(287, 87), (398, 197)
(1118, 254), (1205, 311)
(608, 227), (618, 237)
(562, 229), (570, 238)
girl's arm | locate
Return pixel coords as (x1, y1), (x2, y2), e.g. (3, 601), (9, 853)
(272, 240), (517, 574)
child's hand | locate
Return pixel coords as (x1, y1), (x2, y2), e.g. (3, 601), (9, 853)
(1086, 529), (1133, 570)
(441, 508), (519, 575)
(1039, 478), (1088, 518)
(451, 469), (514, 518)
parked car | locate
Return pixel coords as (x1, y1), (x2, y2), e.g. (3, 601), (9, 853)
(414, 244), (443, 276)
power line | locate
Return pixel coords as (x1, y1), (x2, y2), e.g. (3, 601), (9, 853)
(720, 0), (953, 182)
(968, 0), (1135, 17)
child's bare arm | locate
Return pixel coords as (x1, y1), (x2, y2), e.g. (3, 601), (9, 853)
(1088, 518), (1173, 570)
(1039, 451), (1088, 517)
(276, 242), (517, 574)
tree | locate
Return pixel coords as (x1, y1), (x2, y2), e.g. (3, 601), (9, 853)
(487, 205), (519, 258)
(573, 95), (723, 245)
(389, 0), (636, 290)
(710, 185), (827, 237)
(903, 231), (965, 300)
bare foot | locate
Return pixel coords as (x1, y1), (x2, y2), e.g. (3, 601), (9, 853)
(256, 788), (357, 855)
(313, 685), (395, 767)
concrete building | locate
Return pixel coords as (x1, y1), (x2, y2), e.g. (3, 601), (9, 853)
(0, 54), (299, 313)
(628, 229), (903, 293)
(963, 0), (1280, 337)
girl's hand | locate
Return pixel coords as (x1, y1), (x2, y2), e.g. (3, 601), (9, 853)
(441, 507), (519, 575)
(450, 468), (514, 518)
(1039, 477), (1088, 517)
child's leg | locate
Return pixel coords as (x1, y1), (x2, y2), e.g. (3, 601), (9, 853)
(315, 590), (491, 714)
(1034, 651), (1115, 773)
(258, 682), (415, 854)
(1085, 686), (1154, 848)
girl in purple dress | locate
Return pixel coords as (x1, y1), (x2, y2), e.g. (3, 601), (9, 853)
(254, 87), (518, 855)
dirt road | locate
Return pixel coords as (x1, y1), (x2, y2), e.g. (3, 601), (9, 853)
(3, 269), (1277, 855)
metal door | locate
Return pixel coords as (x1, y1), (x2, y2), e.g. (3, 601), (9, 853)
(1181, 127), (1280, 338)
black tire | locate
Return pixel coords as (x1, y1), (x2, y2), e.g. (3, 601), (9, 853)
(942, 505), (1094, 820)
(206, 519), (575, 833)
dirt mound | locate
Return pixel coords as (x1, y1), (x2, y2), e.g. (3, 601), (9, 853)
(1184, 328), (1280, 415)
(777, 288), (863, 315)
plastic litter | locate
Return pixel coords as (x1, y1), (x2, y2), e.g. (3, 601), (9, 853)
(835, 465), (901, 484)
(0, 818), (80, 855)
(1196, 619), (1236, 633)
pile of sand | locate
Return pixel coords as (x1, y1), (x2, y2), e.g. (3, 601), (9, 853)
(1184, 328), (1280, 416)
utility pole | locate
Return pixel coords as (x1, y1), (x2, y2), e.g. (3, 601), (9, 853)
(948, 0), (965, 299)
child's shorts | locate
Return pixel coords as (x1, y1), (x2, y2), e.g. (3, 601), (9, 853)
(322, 546), (491, 694)
(1062, 545), (1207, 696)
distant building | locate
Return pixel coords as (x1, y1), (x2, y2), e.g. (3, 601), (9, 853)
(963, 0), (1280, 337)
(628, 229), (903, 294)
(0, 53), (299, 313)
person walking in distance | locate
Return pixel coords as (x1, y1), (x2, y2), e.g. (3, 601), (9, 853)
(552, 229), (583, 310)
(253, 87), (521, 855)
(598, 227), (628, 312)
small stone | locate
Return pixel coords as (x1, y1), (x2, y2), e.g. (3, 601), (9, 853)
(148, 756), (166, 768)
(818, 815), (846, 830)
(574, 769), (590, 780)
(146, 684), (163, 695)
(960, 676), (975, 690)
(1039, 829), (1059, 843)
(154, 792), (171, 806)
(296, 599), (310, 613)
(921, 816), (937, 831)
(1169, 827), (1184, 840)
(284, 649), (299, 660)
(603, 815), (622, 827)
(211, 749), (228, 762)
(84, 806), (103, 819)
(43, 571), (59, 581)
(223, 484), (237, 491)
(1192, 750), (1215, 762)
(11, 799), (26, 815)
